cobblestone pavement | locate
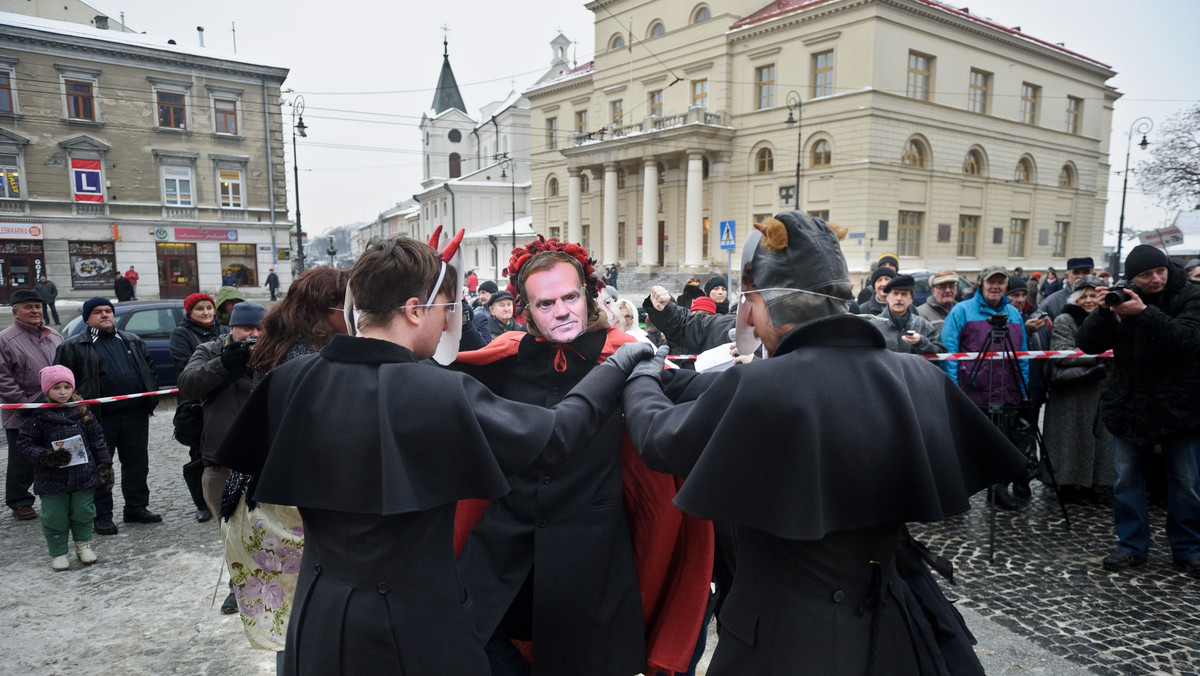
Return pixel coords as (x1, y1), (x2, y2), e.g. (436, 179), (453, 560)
(1, 398), (1196, 674)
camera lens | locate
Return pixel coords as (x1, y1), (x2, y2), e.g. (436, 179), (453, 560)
(1104, 289), (1128, 306)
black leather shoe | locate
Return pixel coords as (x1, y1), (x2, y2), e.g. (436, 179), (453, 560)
(94, 517), (118, 535)
(1102, 550), (1147, 571)
(221, 592), (239, 614)
(1172, 556), (1200, 579)
(989, 484), (1020, 511)
(123, 507), (162, 524)
(196, 508), (213, 523)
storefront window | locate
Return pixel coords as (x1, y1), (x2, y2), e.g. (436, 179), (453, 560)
(220, 243), (257, 286)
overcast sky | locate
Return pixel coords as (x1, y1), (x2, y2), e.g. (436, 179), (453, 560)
(89, 0), (1199, 247)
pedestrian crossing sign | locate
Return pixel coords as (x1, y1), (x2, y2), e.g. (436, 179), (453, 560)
(720, 220), (736, 250)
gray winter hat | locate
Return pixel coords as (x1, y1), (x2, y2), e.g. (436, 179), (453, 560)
(228, 301), (266, 328)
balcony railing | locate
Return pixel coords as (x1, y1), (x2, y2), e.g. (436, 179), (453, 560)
(74, 203), (108, 217)
(0, 199), (26, 215)
(568, 107), (723, 147)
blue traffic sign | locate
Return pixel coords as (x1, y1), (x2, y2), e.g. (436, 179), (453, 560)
(719, 220), (736, 250)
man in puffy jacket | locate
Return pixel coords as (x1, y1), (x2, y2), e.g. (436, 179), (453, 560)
(1078, 245), (1200, 579)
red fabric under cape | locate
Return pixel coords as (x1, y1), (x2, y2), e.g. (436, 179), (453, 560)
(453, 328), (714, 675)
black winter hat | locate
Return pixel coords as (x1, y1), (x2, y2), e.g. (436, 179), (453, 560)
(9, 289), (41, 305)
(868, 266), (898, 286)
(82, 297), (113, 318)
(1124, 245), (1170, 280)
(487, 290), (514, 307)
(1006, 277), (1028, 295)
(883, 274), (915, 294)
(703, 275), (728, 294)
(478, 280), (499, 294)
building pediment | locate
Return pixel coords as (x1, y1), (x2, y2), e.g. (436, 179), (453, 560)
(58, 135), (110, 152)
(0, 127), (31, 145)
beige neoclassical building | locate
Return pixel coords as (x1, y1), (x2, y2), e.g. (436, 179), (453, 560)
(526, 0), (1117, 281)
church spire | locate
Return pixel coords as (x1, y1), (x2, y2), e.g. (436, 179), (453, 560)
(431, 33), (466, 115)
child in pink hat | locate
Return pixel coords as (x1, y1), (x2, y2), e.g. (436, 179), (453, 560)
(16, 365), (112, 570)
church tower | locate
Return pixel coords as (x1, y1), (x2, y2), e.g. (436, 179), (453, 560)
(419, 36), (474, 187)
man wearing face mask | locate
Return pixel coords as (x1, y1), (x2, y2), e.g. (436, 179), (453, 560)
(621, 211), (1023, 674)
(453, 237), (713, 676)
(1078, 245), (1200, 579)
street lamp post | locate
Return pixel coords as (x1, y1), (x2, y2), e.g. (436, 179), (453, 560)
(326, 235), (337, 267)
(784, 90), (803, 210)
(497, 152), (517, 253)
(291, 95), (308, 272)
(1116, 117), (1153, 275)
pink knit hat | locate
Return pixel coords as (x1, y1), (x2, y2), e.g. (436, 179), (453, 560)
(39, 365), (75, 394)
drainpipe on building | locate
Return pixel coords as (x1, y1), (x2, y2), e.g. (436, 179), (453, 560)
(488, 234), (500, 281)
(262, 79), (279, 274)
(470, 128), (481, 171)
(443, 182), (456, 240)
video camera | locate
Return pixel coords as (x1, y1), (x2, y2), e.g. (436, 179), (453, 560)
(987, 312), (1008, 329)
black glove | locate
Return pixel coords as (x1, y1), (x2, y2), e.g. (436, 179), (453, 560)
(219, 340), (253, 371)
(96, 464), (115, 491)
(39, 448), (71, 468)
(604, 342), (654, 375)
(629, 345), (669, 383)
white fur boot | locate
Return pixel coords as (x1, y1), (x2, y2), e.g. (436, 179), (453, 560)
(75, 541), (97, 565)
(50, 555), (69, 571)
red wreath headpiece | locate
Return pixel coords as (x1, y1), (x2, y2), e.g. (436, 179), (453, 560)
(503, 235), (604, 309)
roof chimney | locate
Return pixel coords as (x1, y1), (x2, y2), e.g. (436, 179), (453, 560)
(94, 15), (109, 30)
(197, 26), (205, 47)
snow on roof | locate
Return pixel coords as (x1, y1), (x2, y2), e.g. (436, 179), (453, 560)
(730, 0), (1109, 69)
(525, 60), (594, 94)
(462, 217), (535, 240)
(0, 10), (287, 72)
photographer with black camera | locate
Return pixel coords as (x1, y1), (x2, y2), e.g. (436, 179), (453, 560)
(941, 266), (1033, 510)
(1078, 245), (1200, 579)
(177, 301), (265, 612)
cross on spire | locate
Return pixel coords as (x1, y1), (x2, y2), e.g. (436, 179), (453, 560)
(441, 23), (450, 56)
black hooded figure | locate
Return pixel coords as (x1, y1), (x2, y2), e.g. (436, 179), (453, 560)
(622, 211), (1025, 675)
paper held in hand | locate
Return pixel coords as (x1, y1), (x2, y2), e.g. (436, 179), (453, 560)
(52, 435), (88, 468)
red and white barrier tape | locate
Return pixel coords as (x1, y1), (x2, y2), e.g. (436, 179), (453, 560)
(0, 388), (179, 409)
(666, 349), (1115, 361)
(921, 349), (1113, 362)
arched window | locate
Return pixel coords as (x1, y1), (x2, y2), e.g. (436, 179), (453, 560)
(963, 148), (984, 176)
(449, 153), (461, 178)
(692, 5), (711, 23)
(756, 148), (774, 174)
(448, 129), (461, 143)
(648, 22), (665, 38)
(1058, 163), (1076, 188)
(548, 176), (559, 197)
(811, 140), (831, 167)
(1014, 157), (1034, 184)
(610, 34), (626, 51)
(580, 173), (590, 193)
(901, 139), (926, 168)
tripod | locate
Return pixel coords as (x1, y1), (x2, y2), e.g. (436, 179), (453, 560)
(964, 314), (1072, 561)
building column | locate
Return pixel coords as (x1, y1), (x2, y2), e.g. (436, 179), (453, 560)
(641, 157), (658, 267)
(602, 162), (619, 265)
(685, 150), (704, 266)
(567, 167), (582, 242)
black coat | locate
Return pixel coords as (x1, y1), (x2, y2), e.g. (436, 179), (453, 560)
(169, 318), (228, 374)
(215, 334), (627, 675)
(114, 276), (134, 301)
(17, 404), (110, 495)
(1077, 262), (1200, 445)
(623, 314), (1025, 674)
(453, 328), (646, 675)
(641, 296), (736, 353)
(54, 329), (158, 421)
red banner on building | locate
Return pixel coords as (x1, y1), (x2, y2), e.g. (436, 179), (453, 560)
(71, 158), (104, 203)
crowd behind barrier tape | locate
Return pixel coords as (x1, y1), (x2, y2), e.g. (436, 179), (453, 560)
(0, 388), (179, 409)
(665, 349), (1115, 361)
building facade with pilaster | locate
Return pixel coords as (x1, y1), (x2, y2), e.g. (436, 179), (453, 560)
(0, 11), (290, 302)
(527, 0), (1117, 285)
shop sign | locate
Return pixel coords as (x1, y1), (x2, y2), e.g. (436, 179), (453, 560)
(71, 159), (104, 203)
(176, 228), (238, 242)
(0, 223), (43, 240)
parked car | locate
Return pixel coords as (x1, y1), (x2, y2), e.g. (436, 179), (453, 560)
(60, 299), (186, 388)
(903, 269), (974, 307)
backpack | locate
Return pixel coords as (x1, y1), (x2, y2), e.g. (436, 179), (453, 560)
(172, 372), (242, 446)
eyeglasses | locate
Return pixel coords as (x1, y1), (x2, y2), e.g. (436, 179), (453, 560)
(531, 287), (585, 313)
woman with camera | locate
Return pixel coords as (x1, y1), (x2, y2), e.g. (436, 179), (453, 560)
(1043, 276), (1112, 504)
